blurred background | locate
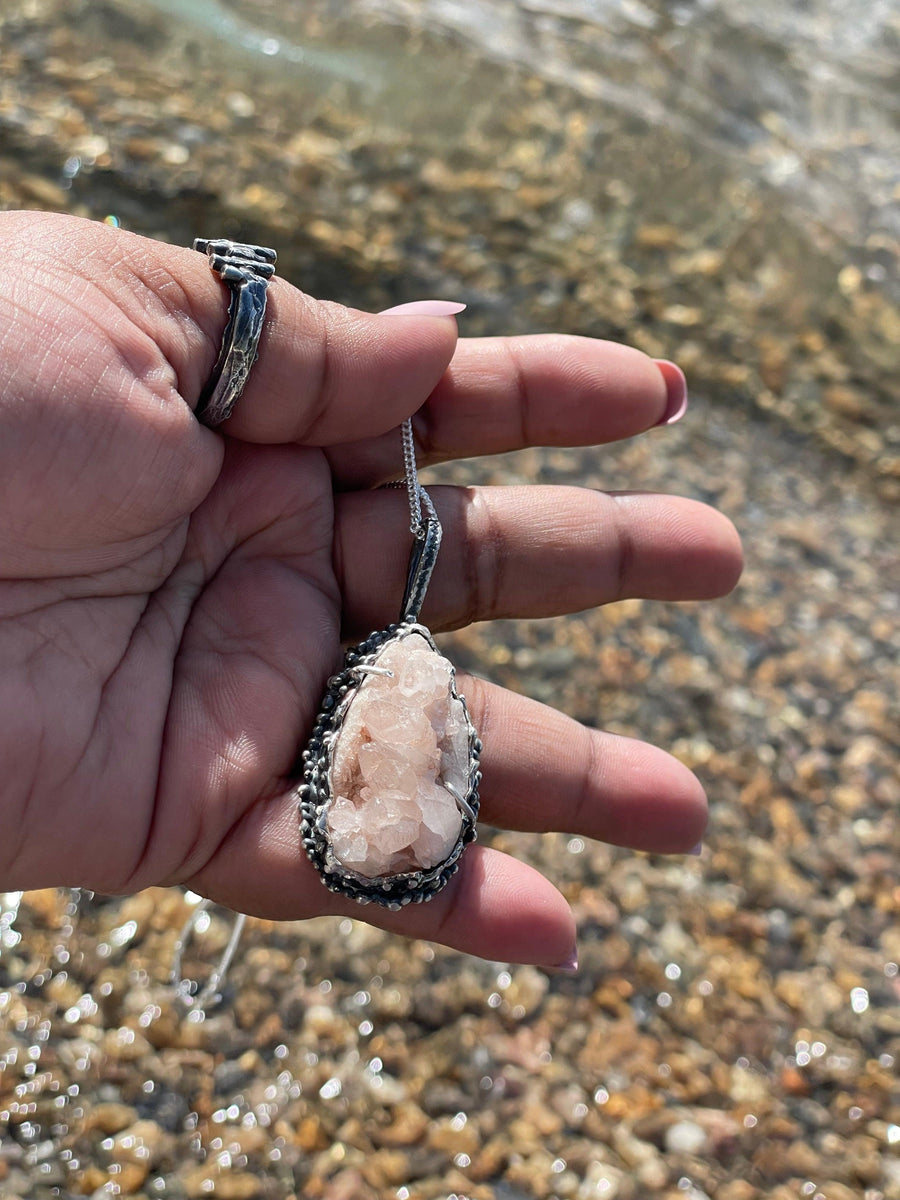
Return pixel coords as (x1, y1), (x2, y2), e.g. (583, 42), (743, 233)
(1, 1), (898, 1197)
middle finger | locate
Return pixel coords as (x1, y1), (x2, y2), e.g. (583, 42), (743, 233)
(335, 483), (742, 639)
(327, 334), (682, 488)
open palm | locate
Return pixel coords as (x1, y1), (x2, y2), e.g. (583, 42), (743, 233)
(0, 211), (741, 966)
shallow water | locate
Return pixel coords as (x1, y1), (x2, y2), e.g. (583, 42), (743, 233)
(149, 0), (900, 280)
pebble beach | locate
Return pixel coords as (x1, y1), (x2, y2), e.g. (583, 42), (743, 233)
(1, 1), (899, 1198)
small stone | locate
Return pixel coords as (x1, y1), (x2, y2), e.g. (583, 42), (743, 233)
(729, 1064), (770, 1105)
(636, 1159), (669, 1189)
(612, 1126), (661, 1169)
(501, 967), (549, 1018)
(428, 1116), (480, 1158)
(18, 173), (67, 206)
(321, 1169), (379, 1200)
(22, 888), (69, 925)
(374, 1102), (430, 1147)
(780, 1139), (821, 1176)
(577, 1161), (624, 1199)
(635, 223), (682, 248)
(664, 1120), (708, 1155)
(108, 1160), (148, 1194)
(101, 1026), (153, 1061)
(111, 1120), (165, 1168)
(86, 1103), (139, 1135)
(212, 1175), (264, 1200)
(359, 1150), (412, 1189)
(751, 1142), (796, 1179)
(779, 1065), (811, 1096)
(226, 91), (256, 118)
(818, 1186), (860, 1200)
(295, 1115), (331, 1153)
(183, 1168), (261, 1200)
(468, 1138), (510, 1181)
(662, 303), (703, 326)
(75, 1165), (109, 1194)
(326, 634), (470, 878)
(717, 1185), (759, 1200)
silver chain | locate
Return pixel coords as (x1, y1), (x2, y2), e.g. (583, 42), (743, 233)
(387, 416), (439, 545)
(402, 417), (428, 538)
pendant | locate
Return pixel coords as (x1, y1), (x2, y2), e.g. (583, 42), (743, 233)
(298, 511), (481, 909)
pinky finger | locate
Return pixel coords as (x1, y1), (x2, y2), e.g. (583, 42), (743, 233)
(190, 801), (577, 968)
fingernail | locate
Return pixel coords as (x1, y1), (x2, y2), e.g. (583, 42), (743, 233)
(689, 842), (703, 856)
(378, 299), (467, 317)
(545, 946), (579, 974)
(653, 359), (688, 426)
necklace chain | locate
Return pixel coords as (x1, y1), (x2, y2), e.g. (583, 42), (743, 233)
(402, 417), (425, 538)
(388, 417), (439, 544)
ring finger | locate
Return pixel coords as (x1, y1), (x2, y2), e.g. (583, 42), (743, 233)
(335, 483), (743, 639)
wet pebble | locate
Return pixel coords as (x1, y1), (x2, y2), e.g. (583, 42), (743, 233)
(664, 1120), (707, 1156)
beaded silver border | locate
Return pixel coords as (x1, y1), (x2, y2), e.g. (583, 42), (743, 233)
(297, 621), (481, 909)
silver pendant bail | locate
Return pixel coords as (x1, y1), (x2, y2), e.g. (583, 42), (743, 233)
(400, 510), (442, 623)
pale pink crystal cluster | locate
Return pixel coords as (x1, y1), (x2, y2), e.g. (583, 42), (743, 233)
(326, 633), (470, 878)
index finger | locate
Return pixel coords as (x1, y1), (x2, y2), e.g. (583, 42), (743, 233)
(327, 335), (686, 488)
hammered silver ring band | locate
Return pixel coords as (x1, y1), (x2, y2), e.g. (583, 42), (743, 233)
(192, 237), (277, 427)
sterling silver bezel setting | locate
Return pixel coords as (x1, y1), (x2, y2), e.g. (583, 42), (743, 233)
(297, 620), (481, 909)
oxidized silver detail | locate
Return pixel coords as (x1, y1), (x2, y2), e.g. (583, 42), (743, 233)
(400, 511), (441, 623)
(193, 237), (276, 427)
(297, 621), (481, 909)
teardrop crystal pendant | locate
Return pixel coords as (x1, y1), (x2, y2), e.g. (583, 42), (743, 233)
(298, 429), (481, 909)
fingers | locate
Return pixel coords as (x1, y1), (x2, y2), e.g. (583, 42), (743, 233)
(367, 848), (576, 967)
(134, 217), (679, 458)
(15, 215), (686, 467)
(194, 820), (577, 969)
(165, 245), (677, 457)
(336, 484), (743, 637)
(462, 678), (708, 852)
(14, 211), (460, 447)
(328, 334), (682, 487)
(190, 672), (706, 963)
(10, 214), (687, 468)
(220, 283), (459, 444)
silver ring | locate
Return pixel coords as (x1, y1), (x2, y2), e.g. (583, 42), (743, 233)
(193, 237), (277, 427)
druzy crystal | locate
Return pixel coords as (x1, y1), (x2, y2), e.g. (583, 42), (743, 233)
(325, 633), (469, 878)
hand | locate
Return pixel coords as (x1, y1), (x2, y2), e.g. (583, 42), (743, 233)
(0, 211), (741, 967)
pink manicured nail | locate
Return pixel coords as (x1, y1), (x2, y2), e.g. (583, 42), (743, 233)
(653, 359), (689, 426)
(546, 946), (579, 974)
(378, 300), (467, 317)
